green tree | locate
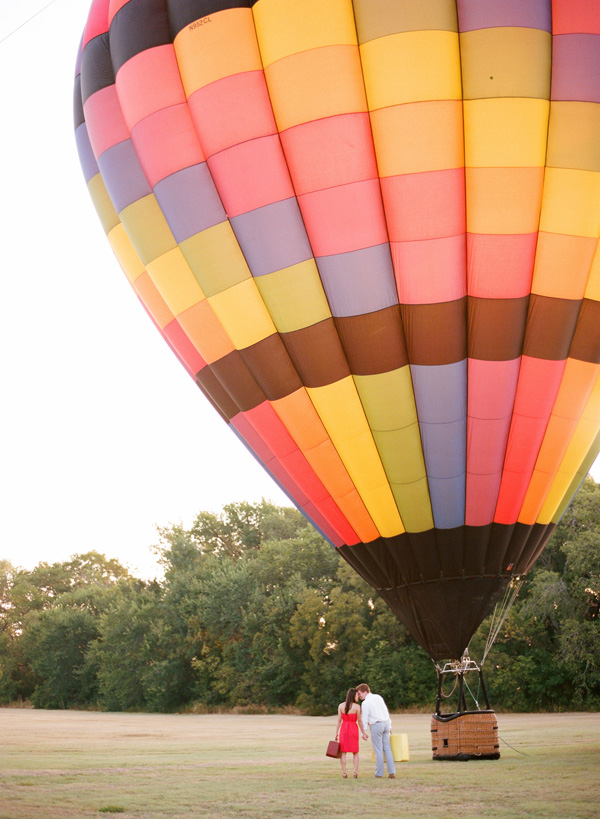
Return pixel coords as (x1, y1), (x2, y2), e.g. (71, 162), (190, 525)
(22, 606), (99, 708)
(0, 553), (131, 705)
(361, 603), (434, 710)
(159, 504), (333, 710)
(187, 500), (310, 558)
(2, 489), (599, 714)
(476, 478), (600, 711)
(0, 560), (29, 703)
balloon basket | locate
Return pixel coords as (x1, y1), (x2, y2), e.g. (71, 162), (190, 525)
(431, 710), (500, 760)
(432, 656), (500, 760)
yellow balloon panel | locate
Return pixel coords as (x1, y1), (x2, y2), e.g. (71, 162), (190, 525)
(354, 367), (418, 431)
(353, 0), (458, 43)
(360, 30), (461, 110)
(208, 279), (277, 350)
(547, 102), (600, 173)
(119, 195), (177, 267)
(464, 98), (549, 168)
(373, 427), (427, 485)
(307, 378), (404, 535)
(585, 249), (600, 301)
(538, 168), (600, 238)
(88, 174), (119, 235)
(180, 222), (251, 298)
(263, 46), (367, 131)
(147, 248), (206, 316)
(107, 223), (145, 285)
(254, 0), (357, 66)
(370, 101), (464, 176)
(388, 477), (434, 534)
(253, 260), (332, 334)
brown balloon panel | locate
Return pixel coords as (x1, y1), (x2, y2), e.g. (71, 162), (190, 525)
(74, 1), (600, 663)
(339, 522), (555, 661)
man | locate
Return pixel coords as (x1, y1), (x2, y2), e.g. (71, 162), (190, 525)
(356, 683), (396, 779)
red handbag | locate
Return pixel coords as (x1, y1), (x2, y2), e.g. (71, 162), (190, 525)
(326, 740), (341, 759)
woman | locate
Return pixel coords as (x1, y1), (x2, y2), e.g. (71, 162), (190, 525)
(334, 687), (368, 778)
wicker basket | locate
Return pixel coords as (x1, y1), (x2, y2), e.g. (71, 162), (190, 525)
(431, 710), (500, 760)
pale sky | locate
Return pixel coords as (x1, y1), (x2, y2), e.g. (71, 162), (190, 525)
(0, 0), (290, 578)
(1, 1), (598, 579)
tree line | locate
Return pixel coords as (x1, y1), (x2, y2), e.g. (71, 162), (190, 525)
(1, 481), (599, 714)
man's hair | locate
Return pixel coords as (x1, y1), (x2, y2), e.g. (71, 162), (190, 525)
(356, 683), (370, 694)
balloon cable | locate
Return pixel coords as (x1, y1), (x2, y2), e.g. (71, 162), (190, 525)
(439, 674), (458, 699)
(462, 676), (480, 710)
(0, 0), (62, 46)
(498, 734), (530, 757)
(482, 577), (523, 665)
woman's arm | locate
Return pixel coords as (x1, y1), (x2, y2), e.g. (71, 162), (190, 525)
(335, 705), (342, 739)
(357, 709), (368, 739)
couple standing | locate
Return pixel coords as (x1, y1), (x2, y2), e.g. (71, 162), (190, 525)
(334, 683), (396, 779)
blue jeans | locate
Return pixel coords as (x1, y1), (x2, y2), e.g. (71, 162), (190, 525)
(370, 720), (395, 777)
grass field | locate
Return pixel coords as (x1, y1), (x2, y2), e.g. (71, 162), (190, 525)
(1, 709), (598, 819)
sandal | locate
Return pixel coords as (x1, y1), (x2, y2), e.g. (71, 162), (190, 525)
(342, 773), (348, 778)
(353, 774), (358, 778)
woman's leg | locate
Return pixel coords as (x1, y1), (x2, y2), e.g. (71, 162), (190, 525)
(340, 751), (347, 776)
(353, 752), (359, 776)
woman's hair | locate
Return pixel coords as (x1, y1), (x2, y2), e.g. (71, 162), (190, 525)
(344, 688), (357, 714)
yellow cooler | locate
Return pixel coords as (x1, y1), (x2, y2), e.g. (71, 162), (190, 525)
(371, 732), (409, 762)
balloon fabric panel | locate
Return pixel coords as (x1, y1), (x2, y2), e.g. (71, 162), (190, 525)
(74, 0), (600, 661)
(493, 6), (600, 530)
(460, 8), (551, 534)
(520, 359), (599, 523)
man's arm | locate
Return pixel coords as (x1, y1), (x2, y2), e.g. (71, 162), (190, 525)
(361, 699), (371, 729)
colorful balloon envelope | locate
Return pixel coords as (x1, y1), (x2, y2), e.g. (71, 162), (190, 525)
(74, 0), (600, 661)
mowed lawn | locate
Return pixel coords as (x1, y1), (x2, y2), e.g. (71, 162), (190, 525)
(0, 710), (598, 819)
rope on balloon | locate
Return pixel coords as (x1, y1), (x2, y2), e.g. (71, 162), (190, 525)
(481, 577), (524, 666)
(438, 672), (459, 700)
(0, 0), (61, 46)
(434, 654), (491, 716)
(497, 733), (530, 757)
(462, 674), (481, 710)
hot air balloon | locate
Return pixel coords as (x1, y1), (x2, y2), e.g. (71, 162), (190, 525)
(74, 0), (600, 754)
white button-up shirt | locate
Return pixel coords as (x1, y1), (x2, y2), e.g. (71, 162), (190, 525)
(360, 692), (391, 728)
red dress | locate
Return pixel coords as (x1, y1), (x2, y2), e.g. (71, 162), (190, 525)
(339, 712), (359, 753)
